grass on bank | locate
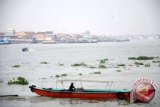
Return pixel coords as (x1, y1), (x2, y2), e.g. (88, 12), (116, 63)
(8, 77), (29, 85)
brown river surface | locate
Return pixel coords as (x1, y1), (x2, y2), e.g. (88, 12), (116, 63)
(0, 39), (160, 107)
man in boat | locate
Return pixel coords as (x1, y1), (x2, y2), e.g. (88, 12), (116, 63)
(69, 83), (75, 91)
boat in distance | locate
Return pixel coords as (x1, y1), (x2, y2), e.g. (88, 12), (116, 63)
(0, 37), (11, 45)
(29, 80), (131, 102)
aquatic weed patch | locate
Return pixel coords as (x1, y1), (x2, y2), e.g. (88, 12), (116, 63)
(99, 58), (108, 64)
(128, 56), (155, 60)
(8, 77), (29, 85)
(12, 64), (20, 68)
(71, 63), (87, 67)
(41, 61), (48, 64)
(117, 64), (125, 66)
(99, 64), (107, 69)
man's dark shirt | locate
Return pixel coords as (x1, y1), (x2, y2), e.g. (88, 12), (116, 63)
(69, 85), (75, 91)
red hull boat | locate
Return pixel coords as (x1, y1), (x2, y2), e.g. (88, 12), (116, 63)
(29, 85), (131, 102)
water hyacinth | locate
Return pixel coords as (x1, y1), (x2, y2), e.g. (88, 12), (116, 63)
(99, 65), (107, 69)
(8, 77), (29, 85)
(41, 61), (48, 64)
(128, 56), (155, 60)
(117, 64), (125, 66)
(71, 63), (87, 67)
(99, 58), (108, 64)
(12, 64), (20, 68)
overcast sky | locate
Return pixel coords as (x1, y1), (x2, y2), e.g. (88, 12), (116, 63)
(0, 0), (160, 35)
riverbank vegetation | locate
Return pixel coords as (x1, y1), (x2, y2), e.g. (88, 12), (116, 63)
(8, 77), (29, 85)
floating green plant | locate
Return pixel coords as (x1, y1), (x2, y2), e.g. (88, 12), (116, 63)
(144, 64), (150, 67)
(128, 57), (137, 60)
(134, 62), (144, 65)
(8, 77), (29, 85)
(88, 65), (97, 69)
(12, 65), (20, 68)
(61, 73), (67, 77)
(59, 63), (64, 66)
(128, 56), (155, 60)
(152, 61), (160, 63)
(137, 56), (155, 60)
(117, 64), (125, 66)
(99, 65), (107, 69)
(90, 71), (101, 74)
(94, 71), (101, 74)
(0, 80), (3, 83)
(71, 63), (87, 67)
(116, 70), (121, 72)
(55, 75), (60, 78)
(79, 73), (82, 75)
(99, 58), (108, 64)
(55, 73), (67, 78)
(41, 61), (48, 64)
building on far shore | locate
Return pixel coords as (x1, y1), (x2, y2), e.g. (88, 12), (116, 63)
(33, 31), (55, 43)
(34, 32), (45, 41)
(0, 32), (5, 38)
(3, 28), (16, 39)
(15, 32), (28, 39)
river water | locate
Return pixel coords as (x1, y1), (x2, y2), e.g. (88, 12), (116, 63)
(0, 39), (160, 107)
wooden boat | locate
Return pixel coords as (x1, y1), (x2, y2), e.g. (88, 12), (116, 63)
(29, 80), (131, 102)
